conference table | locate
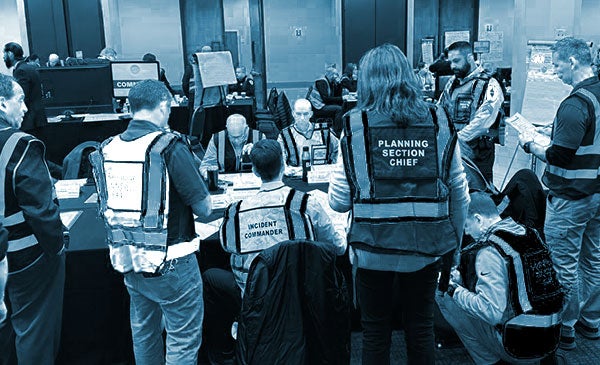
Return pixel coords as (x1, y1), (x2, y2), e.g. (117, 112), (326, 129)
(54, 172), (339, 364)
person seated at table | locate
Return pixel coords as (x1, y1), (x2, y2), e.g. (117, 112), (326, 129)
(45, 53), (64, 67)
(308, 63), (345, 135)
(200, 113), (262, 178)
(202, 138), (346, 363)
(228, 66), (255, 96)
(436, 192), (564, 365)
(340, 62), (358, 93)
(142, 53), (175, 96)
(278, 98), (338, 175)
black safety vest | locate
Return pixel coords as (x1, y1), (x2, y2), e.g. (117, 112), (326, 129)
(341, 107), (458, 257)
(215, 129), (261, 172)
(280, 124), (332, 166)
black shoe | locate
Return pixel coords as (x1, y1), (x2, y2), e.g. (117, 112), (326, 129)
(574, 320), (600, 340)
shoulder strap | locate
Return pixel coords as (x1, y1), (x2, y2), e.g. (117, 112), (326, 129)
(0, 132), (28, 218)
(144, 132), (178, 229)
(281, 128), (298, 165)
(217, 131), (226, 171)
(284, 189), (313, 240)
(221, 199), (243, 253)
(434, 106), (458, 184)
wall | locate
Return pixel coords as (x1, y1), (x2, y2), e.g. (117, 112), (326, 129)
(477, 0), (514, 70)
(263, 0), (342, 90)
(223, 0), (252, 71)
(101, 0), (185, 88)
(0, 0), (28, 75)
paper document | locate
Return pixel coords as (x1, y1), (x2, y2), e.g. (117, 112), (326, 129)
(55, 179), (87, 199)
(194, 218), (223, 240)
(505, 113), (551, 147)
(60, 210), (82, 229)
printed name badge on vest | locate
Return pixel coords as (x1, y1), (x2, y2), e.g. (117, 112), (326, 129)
(311, 144), (328, 165)
(455, 94), (473, 124)
(369, 126), (437, 179)
(235, 206), (291, 254)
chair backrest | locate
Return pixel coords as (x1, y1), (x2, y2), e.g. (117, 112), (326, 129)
(274, 91), (293, 130)
(266, 87), (278, 112)
(189, 106), (206, 140)
(62, 141), (101, 179)
(257, 120), (280, 140)
(236, 239), (350, 365)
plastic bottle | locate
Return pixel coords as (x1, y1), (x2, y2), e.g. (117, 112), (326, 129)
(301, 146), (311, 182)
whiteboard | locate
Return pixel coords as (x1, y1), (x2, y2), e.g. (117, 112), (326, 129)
(195, 51), (237, 88)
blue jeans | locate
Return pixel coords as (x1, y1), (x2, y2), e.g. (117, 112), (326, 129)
(356, 262), (439, 365)
(545, 193), (600, 329)
(0, 251), (65, 365)
(124, 253), (203, 365)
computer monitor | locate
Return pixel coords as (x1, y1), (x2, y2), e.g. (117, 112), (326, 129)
(39, 65), (114, 116)
(110, 61), (160, 98)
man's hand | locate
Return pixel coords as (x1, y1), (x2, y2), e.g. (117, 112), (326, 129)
(284, 165), (302, 177)
(518, 133), (534, 152)
(242, 143), (253, 156)
(450, 268), (463, 286)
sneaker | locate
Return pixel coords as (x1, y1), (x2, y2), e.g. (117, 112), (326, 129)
(559, 326), (576, 350)
(574, 320), (600, 340)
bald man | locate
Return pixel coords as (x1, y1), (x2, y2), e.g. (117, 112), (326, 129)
(46, 54), (63, 67)
(278, 98), (339, 175)
(200, 114), (262, 178)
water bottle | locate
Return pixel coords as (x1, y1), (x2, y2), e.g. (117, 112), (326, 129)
(301, 146), (311, 182)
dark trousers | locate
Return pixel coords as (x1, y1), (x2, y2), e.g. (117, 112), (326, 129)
(202, 268), (242, 360)
(468, 136), (495, 184)
(0, 251), (65, 365)
(356, 262), (439, 365)
(313, 104), (344, 136)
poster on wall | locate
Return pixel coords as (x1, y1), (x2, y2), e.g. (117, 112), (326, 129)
(478, 31), (504, 63)
(444, 31), (470, 49)
(421, 38), (434, 64)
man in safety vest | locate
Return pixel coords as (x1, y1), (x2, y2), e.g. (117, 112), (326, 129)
(308, 64), (346, 135)
(199, 113), (261, 178)
(439, 41), (504, 184)
(437, 192), (563, 364)
(278, 98), (338, 175)
(91, 79), (212, 364)
(519, 37), (600, 350)
(0, 73), (66, 365)
(202, 139), (346, 363)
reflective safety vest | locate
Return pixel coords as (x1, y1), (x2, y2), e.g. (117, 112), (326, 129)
(90, 130), (192, 274)
(280, 123), (331, 166)
(220, 187), (314, 255)
(543, 87), (600, 197)
(442, 72), (505, 145)
(308, 77), (329, 110)
(215, 129), (261, 172)
(459, 218), (563, 360)
(341, 107), (458, 257)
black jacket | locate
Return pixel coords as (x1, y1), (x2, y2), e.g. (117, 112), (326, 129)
(13, 60), (47, 131)
(236, 239), (350, 365)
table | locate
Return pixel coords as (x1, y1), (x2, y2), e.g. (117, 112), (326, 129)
(35, 106), (191, 165)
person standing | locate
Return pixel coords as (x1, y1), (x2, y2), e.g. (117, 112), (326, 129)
(519, 37), (600, 350)
(3, 42), (47, 131)
(0, 73), (66, 365)
(142, 53), (176, 96)
(90, 79), (212, 364)
(438, 41), (504, 183)
(328, 44), (469, 364)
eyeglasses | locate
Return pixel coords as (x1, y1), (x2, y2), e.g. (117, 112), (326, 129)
(294, 112), (311, 116)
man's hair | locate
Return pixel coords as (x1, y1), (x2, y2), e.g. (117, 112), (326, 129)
(236, 66), (246, 73)
(357, 43), (429, 125)
(250, 139), (282, 181)
(3, 42), (24, 59)
(128, 79), (172, 114)
(142, 53), (157, 62)
(293, 98), (312, 111)
(99, 47), (117, 60)
(27, 54), (39, 62)
(551, 37), (592, 65)
(467, 192), (500, 219)
(226, 113), (247, 127)
(0, 74), (17, 99)
(447, 41), (473, 56)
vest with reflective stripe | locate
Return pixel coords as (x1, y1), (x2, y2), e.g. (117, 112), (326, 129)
(459, 218), (563, 325)
(0, 128), (58, 254)
(220, 186), (315, 293)
(280, 124), (331, 166)
(309, 77), (329, 109)
(91, 131), (178, 274)
(442, 72), (490, 127)
(543, 86), (600, 197)
(216, 129), (261, 172)
(342, 107), (458, 257)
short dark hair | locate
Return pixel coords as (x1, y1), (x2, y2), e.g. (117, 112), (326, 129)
(142, 53), (157, 62)
(128, 79), (172, 114)
(3, 42), (24, 59)
(551, 37), (592, 65)
(0, 74), (17, 99)
(467, 192), (500, 219)
(250, 139), (282, 181)
(447, 41), (473, 56)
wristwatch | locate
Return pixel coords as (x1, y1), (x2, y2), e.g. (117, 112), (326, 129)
(523, 141), (533, 154)
(447, 283), (458, 297)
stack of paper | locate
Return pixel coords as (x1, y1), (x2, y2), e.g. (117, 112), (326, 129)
(505, 113), (551, 147)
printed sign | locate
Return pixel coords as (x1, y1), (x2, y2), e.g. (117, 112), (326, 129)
(311, 145), (328, 165)
(104, 162), (144, 210)
(369, 127), (437, 179)
(195, 51), (237, 88)
(111, 61), (160, 98)
(237, 208), (290, 253)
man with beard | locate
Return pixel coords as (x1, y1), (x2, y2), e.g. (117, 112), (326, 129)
(3, 42), (47, 131)
(228, 66), (255, 96)
(438, 41), (503, 184)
